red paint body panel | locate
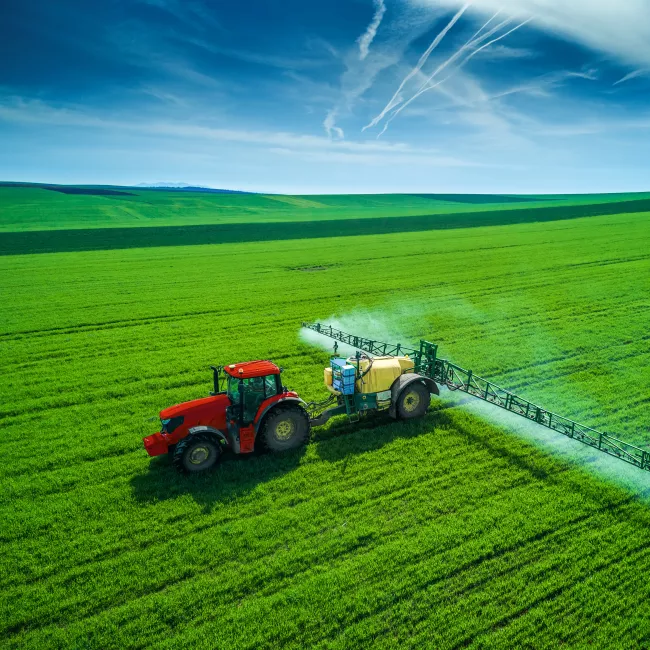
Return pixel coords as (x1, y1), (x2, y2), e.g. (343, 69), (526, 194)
(239, 425), (256, 453)
(143, 394), (232, 456)
(254, 392), (300, 424)
(143, 370), (299, 458)
(160, 394), (230, 424)
(144, 432), (168, 457)
(223, 360), (280, 379)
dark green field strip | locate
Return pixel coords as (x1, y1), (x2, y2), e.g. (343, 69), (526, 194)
(2, 197), (650, 255)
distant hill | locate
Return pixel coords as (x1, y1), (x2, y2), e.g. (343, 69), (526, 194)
(0, 181), (254, 196)
(135, 182), (194, 188)
(134, 183), (253, 194)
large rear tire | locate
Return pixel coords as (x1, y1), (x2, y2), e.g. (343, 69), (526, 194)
(173, 433), (222, 473)
(396, 381), (430, 420)
(261, 405), (310, 452)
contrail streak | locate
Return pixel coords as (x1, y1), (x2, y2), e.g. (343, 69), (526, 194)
(363, 3), (471, 131)
(373, 11), (508, 137)
(358, 0), (387, 61)
(383, 17), (534, 130)
(466, 8), (503, 46)
(414, 15), (513, 94)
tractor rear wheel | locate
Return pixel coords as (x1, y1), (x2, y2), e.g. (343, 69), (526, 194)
(173, 433), (222, 473)
(261, 405), (310, 452)
(397, 381), (430, 420)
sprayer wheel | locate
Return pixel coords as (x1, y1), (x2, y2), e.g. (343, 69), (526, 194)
(397, 381), (430, 419)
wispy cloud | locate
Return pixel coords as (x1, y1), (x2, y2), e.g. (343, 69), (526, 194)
(0, 95), (480, 162)
(323, 109), (345, 139)
(358, 0), (387, 61)
(322, 3), (442, 139)
(614, 69), (648, 85)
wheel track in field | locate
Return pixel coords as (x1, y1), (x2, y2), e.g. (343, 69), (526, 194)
(306, 512), (636, 649)
(1, 440), (572, 606)
(3, 475), (607, 639)
(1, 283), (646, 388)
(0, 435), (503, 542)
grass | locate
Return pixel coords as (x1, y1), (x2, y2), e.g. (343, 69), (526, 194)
(1, 191), (650, 648)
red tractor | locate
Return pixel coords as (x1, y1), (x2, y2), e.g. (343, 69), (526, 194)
(143, 361), (311, 473)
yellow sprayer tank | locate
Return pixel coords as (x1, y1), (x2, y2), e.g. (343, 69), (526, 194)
(324, 357), (414, 395)
(355, 356), (414, 393)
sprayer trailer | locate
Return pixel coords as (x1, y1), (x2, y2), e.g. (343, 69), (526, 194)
(143, 322), (650, 474)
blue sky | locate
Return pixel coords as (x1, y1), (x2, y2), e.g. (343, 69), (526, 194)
(2, 0), (650, 193)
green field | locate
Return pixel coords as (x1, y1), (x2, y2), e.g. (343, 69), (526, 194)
(2, 187), (650, 648)
(3, 183), (650, 232)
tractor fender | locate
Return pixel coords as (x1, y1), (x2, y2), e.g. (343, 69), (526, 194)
(254, 397), (309, 434)
(187, 425), (228, 445)
(388, 374), (439, 419)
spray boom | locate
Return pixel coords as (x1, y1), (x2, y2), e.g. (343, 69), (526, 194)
(301, 321), (650, 474)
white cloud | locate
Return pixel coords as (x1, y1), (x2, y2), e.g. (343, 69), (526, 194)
(358, 0), (387, 60)
(323, 109), (345, 139)
(478, 44), (537, 60)
(268, 147), (479, 167)
(410, 0), (650, 67)
(0, 95), (479, 161)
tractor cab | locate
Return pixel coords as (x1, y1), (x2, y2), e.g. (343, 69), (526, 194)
(223, 361), (283, 425)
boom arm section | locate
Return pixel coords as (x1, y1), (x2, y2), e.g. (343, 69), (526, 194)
(302, 321), (650, 473)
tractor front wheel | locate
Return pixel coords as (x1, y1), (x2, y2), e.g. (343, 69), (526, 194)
(173, 433), (222, 473)
(397, 381), (430, 420)
(261, 405), (310, 452)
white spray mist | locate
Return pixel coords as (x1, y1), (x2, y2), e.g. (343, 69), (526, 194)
(440, 387), (650, 499)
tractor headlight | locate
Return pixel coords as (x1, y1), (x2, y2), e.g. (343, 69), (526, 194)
(161, 416), (184, 433)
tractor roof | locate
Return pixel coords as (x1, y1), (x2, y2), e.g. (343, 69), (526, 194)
(223, 360), (281, 379)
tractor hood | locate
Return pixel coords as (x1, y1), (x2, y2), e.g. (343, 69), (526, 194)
(160, 394), (230, 421)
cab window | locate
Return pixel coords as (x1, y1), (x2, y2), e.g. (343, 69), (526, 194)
(228, 374), (279, 423)
(264, 375), (278, 396)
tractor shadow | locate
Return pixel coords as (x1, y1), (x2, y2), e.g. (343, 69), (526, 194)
(130, 446), (308, 513)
